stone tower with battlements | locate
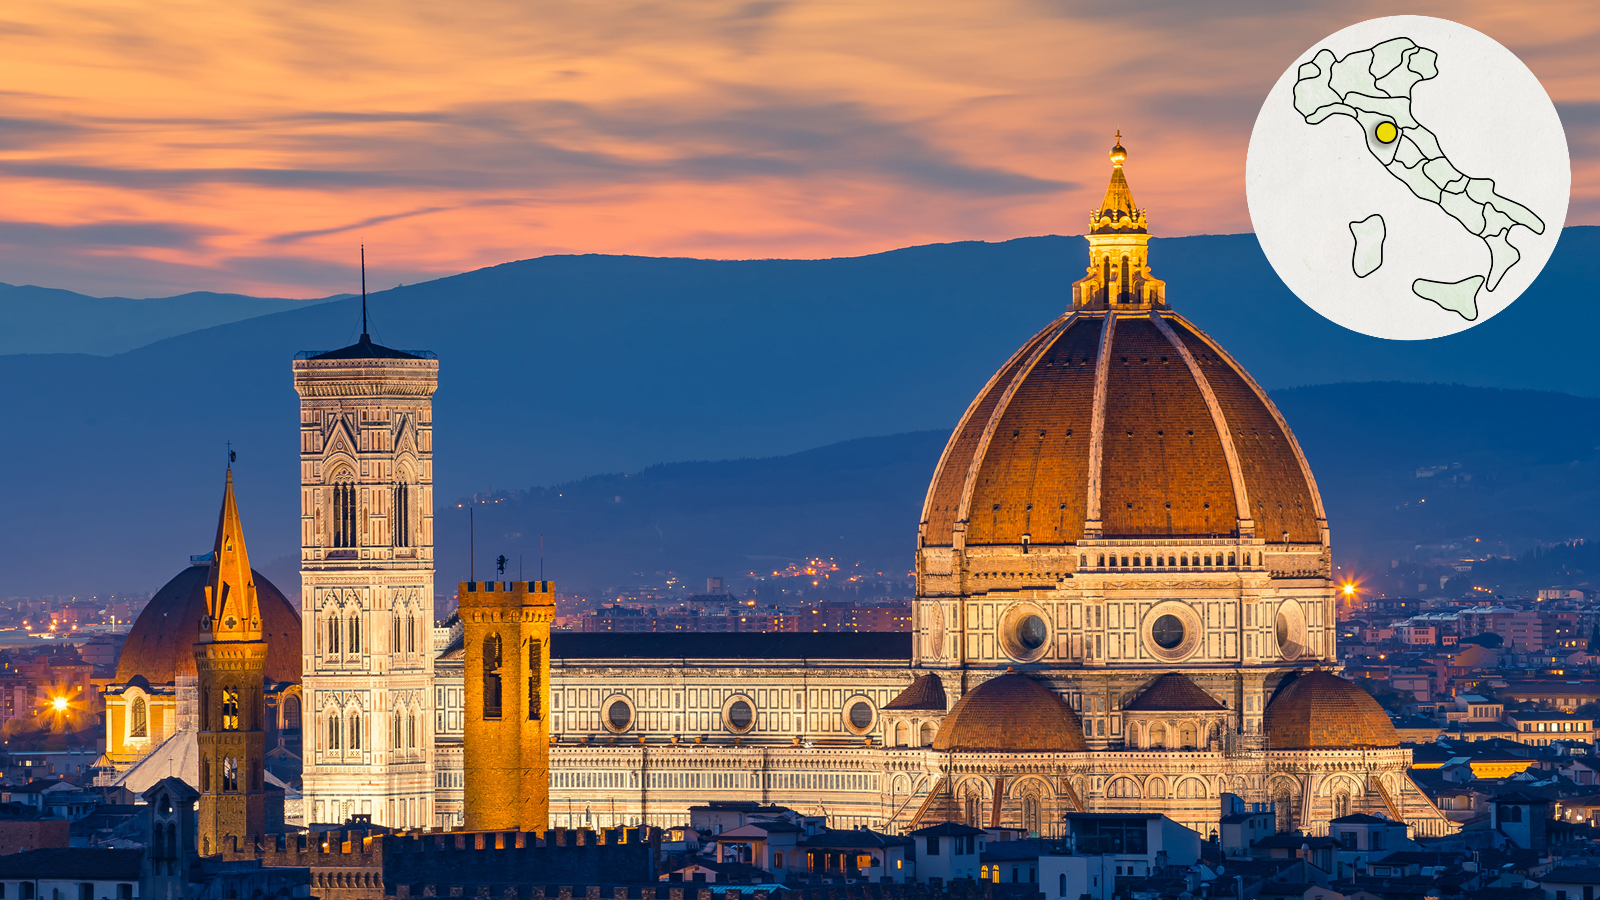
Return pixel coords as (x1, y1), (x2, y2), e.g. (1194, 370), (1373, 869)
(460, 580), (554, 832)
(294, 328), (439, 829)
(195, 467), (268, 854)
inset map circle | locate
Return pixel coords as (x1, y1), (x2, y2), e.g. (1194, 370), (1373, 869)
(1246, 16), (1569, 340)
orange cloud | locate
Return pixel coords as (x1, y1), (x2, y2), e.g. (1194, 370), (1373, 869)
(0, 0), (1594, 296)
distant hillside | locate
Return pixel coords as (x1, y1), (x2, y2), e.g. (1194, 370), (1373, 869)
(416, 383), (1600, 597)
(1, 228), (1597, 596)
(0, 283), (343, 356)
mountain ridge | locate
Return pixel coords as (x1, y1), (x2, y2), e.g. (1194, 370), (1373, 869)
(2, 229), (1597, 596)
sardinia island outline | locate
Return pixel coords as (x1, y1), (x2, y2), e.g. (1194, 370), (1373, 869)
(1349, 213), (1385, 277)
(1292, 36), (1544, 321)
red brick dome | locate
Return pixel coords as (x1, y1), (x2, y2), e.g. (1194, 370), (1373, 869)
(115, 565), (301, 685)
(1264, 670), (1398, 750)
(919, 311), (1325, 547)
(932, 673), (1086, 752)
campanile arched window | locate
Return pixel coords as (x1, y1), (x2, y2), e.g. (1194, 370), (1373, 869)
(330, 476), (357, 548)
(527, 639), (543, 720)
(131, 697), (148, 738)
(482, 634), (503, 719)
(393, 480), (412, 548)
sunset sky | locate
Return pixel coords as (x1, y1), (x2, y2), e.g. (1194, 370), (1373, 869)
(1, 0), (1595, 298)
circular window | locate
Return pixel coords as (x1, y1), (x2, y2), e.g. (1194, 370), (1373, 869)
(1274, 599), (1307, 660)
(1141, 601), (1202, 662)
(1017, 615), (1047, 650)
(926, 602), (946, 662)
(998, 603), (1051, 662)
(844, 697), (877, 735)
(1152, 615), (1185, 649)
(723, 696), (756, 734)
(849, 702), (873, 729)
(604, 697), (634, 733)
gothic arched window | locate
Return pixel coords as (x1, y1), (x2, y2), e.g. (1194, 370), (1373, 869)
(327, 614), (341, 655)
(1022, 793), (1041, 834)
(221, 689), (240, 731)
(330, 477), (358, 548)
(222, 757), (239, 791)
(131, 697), (147, 738)
(393, 481), (412, 549)
(482, 634), (503, 720)
(527, 639), (542, 720)
(393, 711), (402, 750)
(348, 614), (361, 654)
(328, 715), (342, 751)
(348, 712), (362, 750)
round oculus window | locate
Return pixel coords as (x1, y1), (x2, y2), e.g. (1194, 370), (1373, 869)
(726, 699), (754, 732)
(1017, 614), (1047, 651)
(1152, 614), (1186, 650)
(606, 699), (633, 731)
(848, 701), (874, 730)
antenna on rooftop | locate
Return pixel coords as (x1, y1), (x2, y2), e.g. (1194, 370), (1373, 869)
(360, 245), (369, 340)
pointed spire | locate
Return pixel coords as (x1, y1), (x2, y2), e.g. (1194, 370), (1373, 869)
(1093, 131), (1143, 232)
(202, 466), (262, 642)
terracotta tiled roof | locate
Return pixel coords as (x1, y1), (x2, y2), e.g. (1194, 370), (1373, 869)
(1265, 670), (1399, 750)
(884, 673), (947, 711)
(932, 673), (1085, 752)
(115, 564), (301, 685)
(1124, 672), (1225, 711)
(919, 311), (1323, 547)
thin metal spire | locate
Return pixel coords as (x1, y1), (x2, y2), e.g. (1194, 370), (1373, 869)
(360, 245), (369, 339)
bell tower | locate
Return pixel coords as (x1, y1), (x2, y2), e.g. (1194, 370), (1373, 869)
(460, 580), (554, 833)
(294, 304), (439, 829)
(195, 467), (268, 854)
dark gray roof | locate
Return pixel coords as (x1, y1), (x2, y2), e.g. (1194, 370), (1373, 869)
(1542, 869), (1600, 886)
(305, 334), (429, 360)
(801, 828), (911, 849)
(909, 821), (986, 836)
(552, 632), (911, 661)
(0, 848), (142, 879)
(1330, 813), (1398, 825)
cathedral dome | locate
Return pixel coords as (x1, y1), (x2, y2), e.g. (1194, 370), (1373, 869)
(919, 308), (1325, 546)
(1264, 670), (1398, 750)
(932, 673), (1086, 752)
(115, 564), (302, 685)
(918, 140), (1324, 551)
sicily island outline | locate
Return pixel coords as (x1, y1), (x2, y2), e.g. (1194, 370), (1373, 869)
(1291, 36), (1544, 321)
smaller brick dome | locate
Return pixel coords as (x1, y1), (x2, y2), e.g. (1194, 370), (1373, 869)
(1265, 670), (1398, 750)
(933, 673), (1086, 752)
(1125, 672), (1225, 711)
(116, 565), (302, 685)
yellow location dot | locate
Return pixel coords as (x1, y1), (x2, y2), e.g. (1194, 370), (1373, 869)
(1375, 121), (1398, 144)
